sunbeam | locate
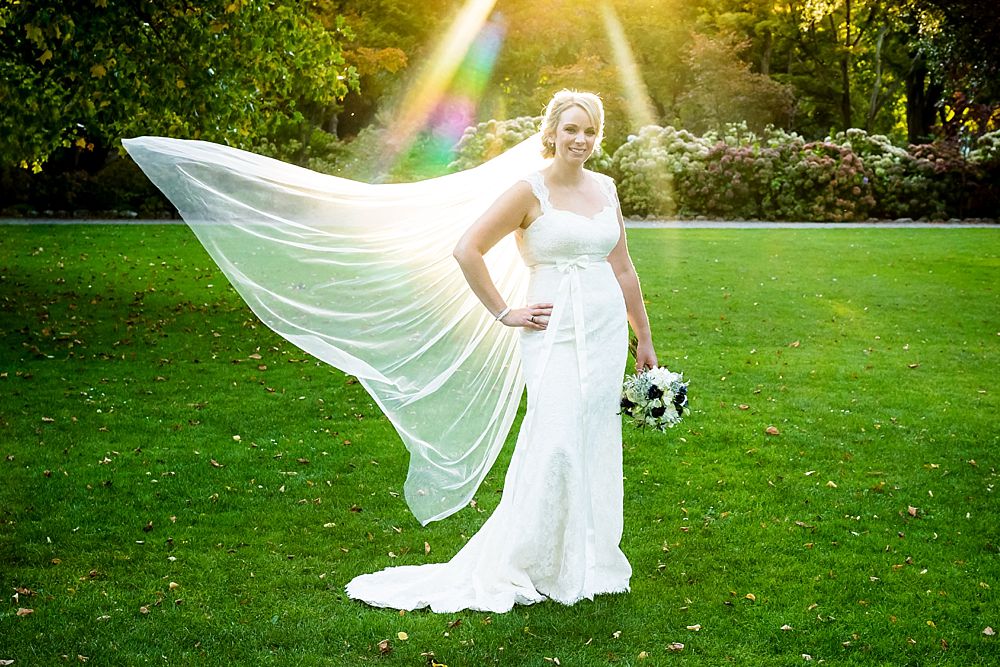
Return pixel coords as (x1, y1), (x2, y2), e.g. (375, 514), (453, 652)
(379, 0), (500, 174)
(599, 1), (656, 130)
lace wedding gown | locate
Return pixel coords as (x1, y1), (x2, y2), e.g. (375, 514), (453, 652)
(346, 170), (631, 612)
(122, 135), (631, 613)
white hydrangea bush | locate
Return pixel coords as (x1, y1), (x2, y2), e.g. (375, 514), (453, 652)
(610, 125), (712, 217)
(449, 116), (542, 171)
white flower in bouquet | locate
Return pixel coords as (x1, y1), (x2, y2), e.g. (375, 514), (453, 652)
(620, 366), (690, 432)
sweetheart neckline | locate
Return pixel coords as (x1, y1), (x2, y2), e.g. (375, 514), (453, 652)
(549, 203), (615, 221)
(524, 204), (615, 231)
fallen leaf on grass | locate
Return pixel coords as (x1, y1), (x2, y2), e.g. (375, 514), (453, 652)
(425, 541), (431, 555)
(686, 624), (701, 631)
(543, 658), (561, 665)
(667, 643), (685, 652)
(908, 506), (918, 517)
(801, 654), (812, 661)
(1, 659), (15, 665)
(139, 606), (150, 614)
(377, 639), (391, 655)
(397, 631), (408, 641)
(984, 627), (995, 636)
(16, 607), (33, 616)
(781, 624), (793, 631)
(788, 340), (800, 348)
(638, 651), (649, 659)
(612, 630), (622, 639)
(210, 459), (224, 468)
(745, 593), (756, 602)
(765, 426), (780, 436)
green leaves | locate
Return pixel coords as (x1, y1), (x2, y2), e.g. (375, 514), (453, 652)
(0, 0), (359, 169)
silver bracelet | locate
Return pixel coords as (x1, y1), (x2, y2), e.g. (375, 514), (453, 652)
(495, 306), (511, 321)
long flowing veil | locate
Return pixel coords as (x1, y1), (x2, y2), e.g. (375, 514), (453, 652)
(123, 134), (548, 525)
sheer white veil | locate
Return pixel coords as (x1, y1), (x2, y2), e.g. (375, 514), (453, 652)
(123, 133), (548, 525)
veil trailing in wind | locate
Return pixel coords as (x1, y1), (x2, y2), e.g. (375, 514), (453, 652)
(123, 134), (548, 525)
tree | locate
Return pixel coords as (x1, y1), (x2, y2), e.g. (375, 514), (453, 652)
(899, 0), (1000, 142)
(0, 0), (358, 171)
(677, 33), (794, 133)
(322, 0), (460, 137)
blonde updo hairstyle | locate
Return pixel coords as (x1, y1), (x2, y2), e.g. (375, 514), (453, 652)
(540, 89), (605, 159)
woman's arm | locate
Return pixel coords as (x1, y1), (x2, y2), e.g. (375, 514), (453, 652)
(453, 181), (552, 330)
(606, 201), (658, 370)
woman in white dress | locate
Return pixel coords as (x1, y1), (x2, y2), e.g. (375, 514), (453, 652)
(345, 90), (657, 612)
(123, 89), (655, 615)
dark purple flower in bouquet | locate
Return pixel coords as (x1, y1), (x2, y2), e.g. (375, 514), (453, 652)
(673, 385), (688, 412)
(647, 384), (664, 400)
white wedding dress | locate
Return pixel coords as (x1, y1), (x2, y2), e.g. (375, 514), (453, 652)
(346, 170), (631, 612)
(122, 134), (631, 613)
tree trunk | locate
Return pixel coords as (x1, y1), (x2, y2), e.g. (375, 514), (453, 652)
(761, 29), (772, 76)
(905, 52), (940, 144)
(866, 26), (888, 131)
(839, 0), (853, 129)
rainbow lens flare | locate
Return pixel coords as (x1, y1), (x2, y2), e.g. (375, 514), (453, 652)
(379, 0), (503, 177)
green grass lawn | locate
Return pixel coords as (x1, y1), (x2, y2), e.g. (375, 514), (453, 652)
(1, 225), (998, 666)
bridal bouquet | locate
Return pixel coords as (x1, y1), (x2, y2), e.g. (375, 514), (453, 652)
(620, 366), (690, 431)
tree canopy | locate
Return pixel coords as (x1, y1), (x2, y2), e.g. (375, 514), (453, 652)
(0, 0), (358, 170)
(1, 0), (997, 173)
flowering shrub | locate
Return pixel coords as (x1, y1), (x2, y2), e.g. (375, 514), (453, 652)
(832, 129), (946, 219)
(671, 126), (874, 221)
(968, 130), (1000, 217)
(610, 125), (711, 217)
(970, 130), (1000, 165)
(446, 118), (996, 220)
(449, 116), (542, 171)
(449, 115), (614, 175)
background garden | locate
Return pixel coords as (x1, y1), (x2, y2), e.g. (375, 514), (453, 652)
(1, 0), (999, 220)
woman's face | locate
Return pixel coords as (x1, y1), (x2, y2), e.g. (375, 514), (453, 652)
(551, 105), (597, 163)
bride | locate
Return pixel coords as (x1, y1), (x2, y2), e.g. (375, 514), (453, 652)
(123, 89), (656, 614)
(347, 90), (656, 612)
